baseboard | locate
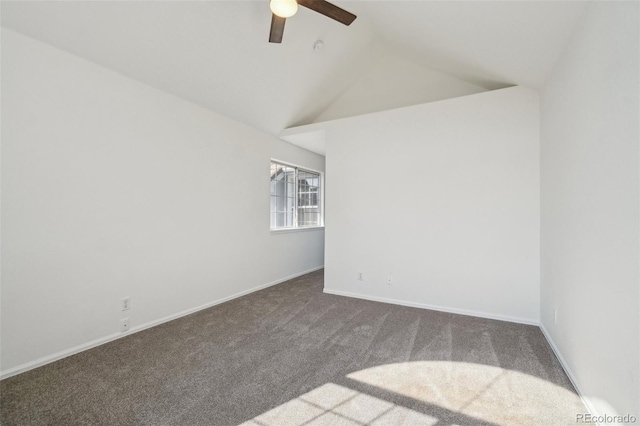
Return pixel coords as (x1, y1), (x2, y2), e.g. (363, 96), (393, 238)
(322, 288), (539, 326)
(539, 323), (599, 421)
(0, 266), (324, 380)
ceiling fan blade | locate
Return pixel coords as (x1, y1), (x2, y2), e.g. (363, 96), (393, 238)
(297, 0), (357, 26)
(269, 14), (286, 43)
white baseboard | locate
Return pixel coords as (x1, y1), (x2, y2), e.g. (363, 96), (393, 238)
(0, 266), (324, 380)
(323, 288), (539, 326)
(1, 269), (599, 426)
(539, 323), (599, 421)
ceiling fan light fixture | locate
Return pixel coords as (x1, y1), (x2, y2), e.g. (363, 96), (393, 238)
(270, 0), (298, 18)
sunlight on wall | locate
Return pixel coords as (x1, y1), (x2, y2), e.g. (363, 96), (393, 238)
(347, 361), (585, 425)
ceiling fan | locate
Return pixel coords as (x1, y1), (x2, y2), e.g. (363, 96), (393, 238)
(268, 0), (357, 43)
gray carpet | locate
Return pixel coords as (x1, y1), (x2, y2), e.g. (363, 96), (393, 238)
(1, 269), (586, 425)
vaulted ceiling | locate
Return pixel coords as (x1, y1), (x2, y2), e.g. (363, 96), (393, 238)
(1, 1), (586, 138)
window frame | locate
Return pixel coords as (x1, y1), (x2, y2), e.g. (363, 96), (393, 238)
(270, 159), (324, 232)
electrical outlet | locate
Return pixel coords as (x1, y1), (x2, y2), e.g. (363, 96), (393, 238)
(122, 297), (130, 311)
(387, 275), (392, 285)
(358, 272), (363, 281)
(121, 318), (130, 333)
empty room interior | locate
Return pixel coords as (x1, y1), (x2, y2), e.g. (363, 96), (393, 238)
(1, 1), (639, 425)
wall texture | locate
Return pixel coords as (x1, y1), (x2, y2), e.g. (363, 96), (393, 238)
(1, 29), (325, 376)
(324, 86), (540, 324)
(540, 2), (639, 418)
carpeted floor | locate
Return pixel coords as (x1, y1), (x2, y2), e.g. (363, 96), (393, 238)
(1, 269), (586, 426)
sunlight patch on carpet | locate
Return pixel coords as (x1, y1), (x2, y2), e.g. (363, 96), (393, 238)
(347, 361), (585, 425)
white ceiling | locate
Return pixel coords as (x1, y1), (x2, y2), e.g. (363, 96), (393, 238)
(1, 1), (586, 139)
(362, 1), (587, 90)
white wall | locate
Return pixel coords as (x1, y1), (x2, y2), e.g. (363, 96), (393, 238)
(540, 2), (639, 418)
(0, 29), (325, 376)
(313, 49), (487, 124)
(324, 86), (540, 324)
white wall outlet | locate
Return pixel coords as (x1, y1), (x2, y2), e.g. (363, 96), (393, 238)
(554, 308), (558, 324)
(122, 297), (130, 311)
(358, 272), (363, 281)
(387, 275), (392, 285)
(121, 318), (130, 332)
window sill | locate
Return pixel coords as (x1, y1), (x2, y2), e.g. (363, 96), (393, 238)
(270, 226), (325, 235)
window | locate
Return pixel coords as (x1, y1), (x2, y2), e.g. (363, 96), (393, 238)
(270, 161), (322, 229)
